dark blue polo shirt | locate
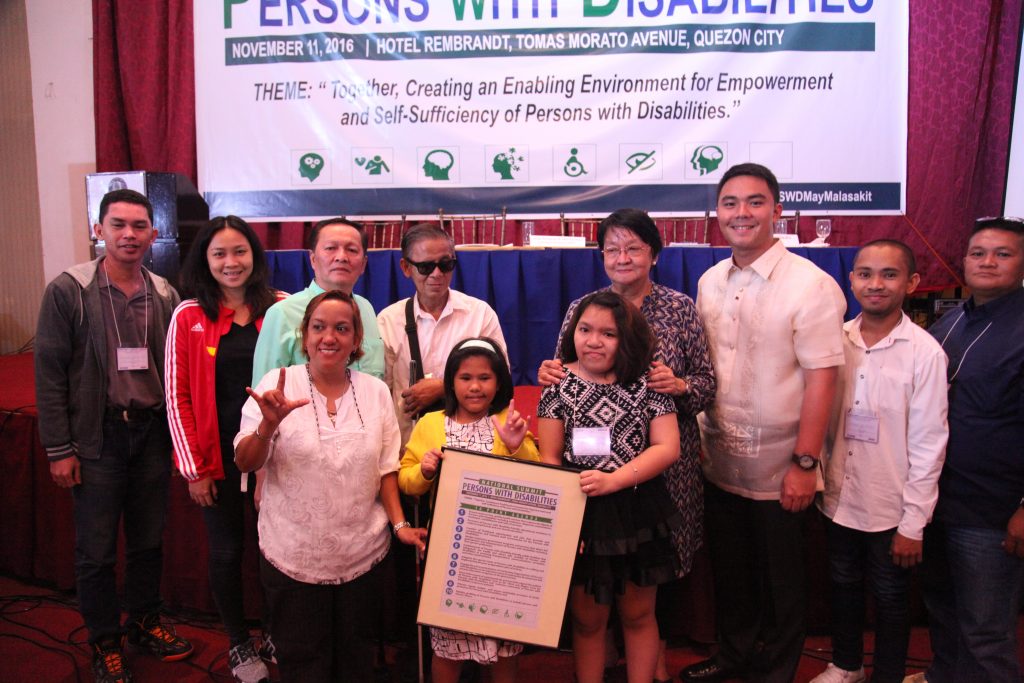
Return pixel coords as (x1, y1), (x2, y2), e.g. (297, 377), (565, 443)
(929, 287), (1024, 529)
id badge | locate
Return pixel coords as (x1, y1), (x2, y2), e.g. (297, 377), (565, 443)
(844, 410), (879, 444)
(572, 427), (612, 456)
(117, 347), (149, 371)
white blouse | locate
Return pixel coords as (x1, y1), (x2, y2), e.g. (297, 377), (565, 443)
(236, 365), (401, 584)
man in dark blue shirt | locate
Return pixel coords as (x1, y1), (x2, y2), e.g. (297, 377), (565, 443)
(922, 216), (1024, 683)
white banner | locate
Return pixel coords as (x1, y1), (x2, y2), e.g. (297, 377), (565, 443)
(195, 1), (907, 218)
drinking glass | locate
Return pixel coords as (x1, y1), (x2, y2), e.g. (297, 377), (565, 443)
(521, 221), (535, 246)
(815, 219), (832, 243)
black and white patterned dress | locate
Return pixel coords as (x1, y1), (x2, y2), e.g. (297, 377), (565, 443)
(555, 283), (716, 576)
(429, 416), (524, 663)
(538, 369), (681, 604)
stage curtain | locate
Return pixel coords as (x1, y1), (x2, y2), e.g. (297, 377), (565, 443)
(92, 1), (1022, 289)
(93, 0), (196, 183)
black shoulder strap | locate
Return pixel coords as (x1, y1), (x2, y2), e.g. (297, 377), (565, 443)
(405, 297), (425, 383)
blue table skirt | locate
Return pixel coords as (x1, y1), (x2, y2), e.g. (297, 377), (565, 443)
(267, 246), (860, 385)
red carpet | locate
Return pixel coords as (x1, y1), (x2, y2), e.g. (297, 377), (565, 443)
(0, 574), (950, 683)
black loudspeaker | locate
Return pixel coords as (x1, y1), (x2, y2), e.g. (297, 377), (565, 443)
(86, 171), (209, 283)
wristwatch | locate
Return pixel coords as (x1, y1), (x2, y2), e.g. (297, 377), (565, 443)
(792, 453), (820, 471)
(393, 521), (412, 536)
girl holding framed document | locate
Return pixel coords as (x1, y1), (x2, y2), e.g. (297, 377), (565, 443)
(399, 337), (539, 683)
(537, 291), (681, 683)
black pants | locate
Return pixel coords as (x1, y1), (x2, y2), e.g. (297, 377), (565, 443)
(260, 549), (395, 683)
(201, 440), (256, 646)
(704, 482), (807, 683)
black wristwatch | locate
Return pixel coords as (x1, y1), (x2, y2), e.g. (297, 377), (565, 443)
(792, 453), (820, 471)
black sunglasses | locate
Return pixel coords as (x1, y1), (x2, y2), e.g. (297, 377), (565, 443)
(406, 257), (457, 276)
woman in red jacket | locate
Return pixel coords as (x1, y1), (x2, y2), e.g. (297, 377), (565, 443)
(165, 216), (281, 683)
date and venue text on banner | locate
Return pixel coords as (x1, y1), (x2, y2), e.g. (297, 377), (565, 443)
(195, 0), (906, 219)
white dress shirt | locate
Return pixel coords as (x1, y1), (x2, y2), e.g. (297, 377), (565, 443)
(377, 289), (506, 445)
(696, 240), (846, 499)
(818, 313), (949, 540)
(236, 366), (401, 584)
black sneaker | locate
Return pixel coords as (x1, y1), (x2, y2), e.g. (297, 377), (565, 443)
(92, 638), (133, 683)
(229, 639), (271, 683)
(126, 614), (194, 662)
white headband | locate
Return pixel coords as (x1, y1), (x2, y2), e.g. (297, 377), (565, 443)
(457, 339), (497, 353)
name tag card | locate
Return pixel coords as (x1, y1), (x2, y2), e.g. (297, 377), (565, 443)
(844, 410), (879, 444)
(572, 427), (612, 456)
(117, 347), (149, 371)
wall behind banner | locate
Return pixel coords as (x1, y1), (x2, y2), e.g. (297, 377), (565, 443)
(94, 1), (1022, 292)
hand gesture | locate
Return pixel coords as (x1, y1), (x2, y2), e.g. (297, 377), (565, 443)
(537, 359), (566, 387)
(579, 469), (617, 497)
(420, 448), (444, 480)
(246, 367), (309, 428)
(189, 477), (218, 507)
(648, 361), (688, 396)
(491, 399), (529, 452)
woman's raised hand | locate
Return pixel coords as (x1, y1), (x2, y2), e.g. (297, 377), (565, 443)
(245, 367), (310, 428)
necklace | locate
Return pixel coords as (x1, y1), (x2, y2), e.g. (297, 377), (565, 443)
(305, 364), (364, 433)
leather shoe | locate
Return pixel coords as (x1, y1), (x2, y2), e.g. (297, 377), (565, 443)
(680, 658), (743, 682)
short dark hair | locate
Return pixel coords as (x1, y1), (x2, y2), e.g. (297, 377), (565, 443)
(442, 337), (513, 417)
(299, 290), (365, 364)
(973, 216), (1024, 238)
(400, 223), (454, 260)
(716, 163), (780, 204)
(854, 238), (917, 275)
(179, 216), (277, 322)
(597, 208), (663, 259)
(308, 217), (367, 252)
(99, 189), (153, 224)
(559, 291), (655, 386)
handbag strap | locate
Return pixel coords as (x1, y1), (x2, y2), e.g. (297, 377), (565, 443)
(405, 297), (425, 383)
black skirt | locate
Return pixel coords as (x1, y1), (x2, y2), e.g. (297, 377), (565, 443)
(572, 475), (682, 605)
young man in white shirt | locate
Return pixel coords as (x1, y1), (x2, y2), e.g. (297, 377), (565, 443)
(812, 240), (948, 683)
(686, 163), (846, 683)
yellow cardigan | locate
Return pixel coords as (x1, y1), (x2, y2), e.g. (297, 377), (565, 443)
(398, 408), (540, 496)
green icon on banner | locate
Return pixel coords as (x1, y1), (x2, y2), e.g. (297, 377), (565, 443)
(690, 145), (724, 175)
(445, 599), (453, 607)
(298, 153), (324, 181)
(625, 150), (656, 174)
(355, 154), (390, 175)
(492, 148), (524, 180)
(424, 149), (454, 180)
(563, 148), (588, 178)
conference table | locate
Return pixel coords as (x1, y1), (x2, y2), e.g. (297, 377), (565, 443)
(268, 245), (860, 386)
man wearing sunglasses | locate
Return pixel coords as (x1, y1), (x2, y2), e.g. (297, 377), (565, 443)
(377, 223), (506, 446)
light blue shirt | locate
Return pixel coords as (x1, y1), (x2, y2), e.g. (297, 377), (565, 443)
(252, 280), (384, 385)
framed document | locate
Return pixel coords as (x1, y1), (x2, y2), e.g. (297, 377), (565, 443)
(417, 447), (586, 648)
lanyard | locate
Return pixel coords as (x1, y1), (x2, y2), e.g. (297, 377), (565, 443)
(938, 311), (992, 384)
(102, 260), (148, 349)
